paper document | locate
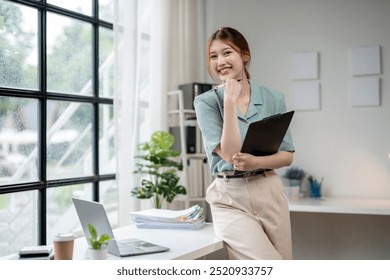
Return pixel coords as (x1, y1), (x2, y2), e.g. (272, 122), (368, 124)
(130, 205), (205, 230)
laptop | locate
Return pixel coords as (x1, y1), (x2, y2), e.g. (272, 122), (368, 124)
(72, 198), (170, 257)
(235, 110), (294, 174)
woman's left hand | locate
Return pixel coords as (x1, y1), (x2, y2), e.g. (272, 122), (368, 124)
(232, 152), (258, 171)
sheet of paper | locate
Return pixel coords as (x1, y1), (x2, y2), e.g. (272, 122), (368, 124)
(131, 205), (199, 219)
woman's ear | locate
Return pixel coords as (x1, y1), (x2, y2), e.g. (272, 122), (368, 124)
(242, 53), (249, 65)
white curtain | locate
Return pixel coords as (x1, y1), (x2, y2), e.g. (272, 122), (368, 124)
(166, 0), (206, 90)
(114, 0), (205, 226)
(150, 0), (206, 132)
(114, 0), (138, 226)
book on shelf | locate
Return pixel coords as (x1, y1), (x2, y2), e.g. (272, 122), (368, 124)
(130, 204), (206, 230)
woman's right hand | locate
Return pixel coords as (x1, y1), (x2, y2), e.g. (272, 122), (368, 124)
(223, 78), (242, 104)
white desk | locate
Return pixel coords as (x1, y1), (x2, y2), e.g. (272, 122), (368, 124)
(73, 223), (224, 260)
(288, 196), (390, 215)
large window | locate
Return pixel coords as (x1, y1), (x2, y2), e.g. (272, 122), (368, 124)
(0, 0), (115, 256)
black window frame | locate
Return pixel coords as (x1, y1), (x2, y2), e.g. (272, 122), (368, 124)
(0, 0), (115, 245)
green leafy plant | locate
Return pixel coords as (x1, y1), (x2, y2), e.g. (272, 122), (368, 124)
(87, 223), (111, 250)
(284, 167), (305, 180)
(131, 130), (186, 208)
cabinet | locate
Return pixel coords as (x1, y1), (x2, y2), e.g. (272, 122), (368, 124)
(167, 87), (213, 212)
(288, 197), (390, 259)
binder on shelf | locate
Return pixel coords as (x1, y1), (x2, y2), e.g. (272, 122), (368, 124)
(179, 83), (213, 109)
(196, 124), (203, 154)
(186, 157), (212, 199)
(170, 126), (196, 154)
(187, 159), (195, 198)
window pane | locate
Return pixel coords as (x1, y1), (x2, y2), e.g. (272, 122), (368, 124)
(46, 184), (92, 245)
(99, 0), (114, 23)
(0, 191), (37, 257)
(47, 0), (92, 16)
(100, 180), (118, 228)
(47, 101), (93, 180)
(0, 1), (38, 90)
(99, 27), (114, 98)
(138, 99), (151, 143)
(139, 0), (151, 34)
(47, 13), (92, 95)
(0, 96), (38, 185)
(138, 39), (150, 101)
(46, 182), (118, 245)
(99, 104), (115, 174)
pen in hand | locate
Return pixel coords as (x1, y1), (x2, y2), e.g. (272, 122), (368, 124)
(214, 79), (242, 91)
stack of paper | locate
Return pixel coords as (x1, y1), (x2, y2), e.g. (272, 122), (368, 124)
(130, 205), (205, 230)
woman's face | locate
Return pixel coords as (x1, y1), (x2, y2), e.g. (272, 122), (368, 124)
(209, 39), (247, 83)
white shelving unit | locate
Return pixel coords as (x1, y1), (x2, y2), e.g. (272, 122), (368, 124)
(167, 90), (212, 209)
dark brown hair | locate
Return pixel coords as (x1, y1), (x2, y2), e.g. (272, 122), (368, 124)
(207, 27), (251, 80)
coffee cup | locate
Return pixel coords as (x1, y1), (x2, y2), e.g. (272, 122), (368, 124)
(53, 233), (74, 260)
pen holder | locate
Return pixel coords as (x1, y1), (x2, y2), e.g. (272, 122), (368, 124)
(308, 176), (322, 198)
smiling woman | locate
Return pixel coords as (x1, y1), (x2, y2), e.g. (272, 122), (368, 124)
(194, 27), (295, 260)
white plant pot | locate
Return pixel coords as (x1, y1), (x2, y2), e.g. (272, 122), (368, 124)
(284, 186), (300, 201)
(87, 247), (108, 260)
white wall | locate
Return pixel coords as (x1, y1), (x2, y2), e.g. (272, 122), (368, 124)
(203, 0), (390, 199)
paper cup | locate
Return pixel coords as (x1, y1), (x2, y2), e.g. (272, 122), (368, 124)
(53, 233), (74, 260)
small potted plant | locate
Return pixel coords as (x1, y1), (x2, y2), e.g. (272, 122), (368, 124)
(131, 130), (187, 209)
(86, 223), (111, 260)
(283, 167), (306, 200)
(284, 167), (305, 186)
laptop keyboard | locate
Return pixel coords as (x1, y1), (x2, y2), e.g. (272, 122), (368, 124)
(117, 242), (144, 255)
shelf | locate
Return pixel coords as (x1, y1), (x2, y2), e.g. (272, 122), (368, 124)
(182, 153), (207, 159)
(167, 89), (210, 210)
(188, 197), (206, 202)
(175, 196), (205, 202)
(288, 197), (390, 216)
(168, 109), (196, 115)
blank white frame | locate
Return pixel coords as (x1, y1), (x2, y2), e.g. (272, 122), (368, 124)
(291, 51), (319, 80)
(292, 81), (321, 111)
(351, 45), (381, 76)
(350, 77), (380, 107)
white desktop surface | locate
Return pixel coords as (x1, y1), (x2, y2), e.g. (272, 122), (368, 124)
(288, 196), (390, 215)
(73, 223), (224, 260)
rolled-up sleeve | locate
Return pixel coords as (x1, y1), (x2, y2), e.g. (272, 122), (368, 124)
(194, 91), (233, 174)
(193, 92), (222, 156)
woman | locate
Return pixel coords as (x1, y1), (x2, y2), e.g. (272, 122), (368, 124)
(194, 27), (295, 260)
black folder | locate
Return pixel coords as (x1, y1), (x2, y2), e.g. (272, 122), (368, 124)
(240, 110), (294, 157)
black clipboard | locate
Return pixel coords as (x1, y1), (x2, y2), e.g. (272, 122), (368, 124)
(240, 110), (294, 157)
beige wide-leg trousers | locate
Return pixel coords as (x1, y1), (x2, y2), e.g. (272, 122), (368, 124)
(206, 170), (292, 260)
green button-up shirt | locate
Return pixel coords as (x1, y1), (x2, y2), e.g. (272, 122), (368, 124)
(193, 83), (295, 175)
